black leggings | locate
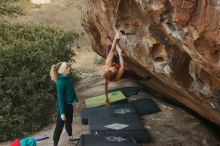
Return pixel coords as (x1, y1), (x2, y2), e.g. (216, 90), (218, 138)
(53, 103), (73, 145)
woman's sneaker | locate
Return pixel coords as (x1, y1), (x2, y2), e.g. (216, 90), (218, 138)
(69, 138), (74, 144)
(69, 138), (80, 145)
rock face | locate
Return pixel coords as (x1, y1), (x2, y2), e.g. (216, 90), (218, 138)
(82, 0), (220, 125)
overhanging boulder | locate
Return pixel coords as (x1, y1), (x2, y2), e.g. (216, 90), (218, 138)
(82, 0), (220, 125)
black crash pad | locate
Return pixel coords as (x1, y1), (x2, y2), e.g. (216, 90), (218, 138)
(88, 113), (150, 142)
(109, 87), (139, 97)
(81, 103), (137, 125)
(80, 133), (137, 146)
(81, 103), (151, 143)
(94, 130), (150, 143)
(81, 108), (89, 125)
(89, 122), (145, 131)
(88, 112), (143, 131)
(130, 98), (161, 115)
(85, 144), (140, 146)
(82, 144), (141, 146)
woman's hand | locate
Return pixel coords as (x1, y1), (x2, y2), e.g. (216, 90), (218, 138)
(114, 31), (123, 41)
(61, 114), (66, 121)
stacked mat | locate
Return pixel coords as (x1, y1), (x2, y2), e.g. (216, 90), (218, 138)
(81, 87), (161, 145)
(109, 87), (139, 97)
(130, 98), (161, 115)
(80, 133), (141, 146)
(81, 103), (136, 125)
(85, 91), (127, 108)
(82, 103), (150, 143)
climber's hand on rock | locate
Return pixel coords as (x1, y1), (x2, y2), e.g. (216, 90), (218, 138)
(115, 31), (123, 41)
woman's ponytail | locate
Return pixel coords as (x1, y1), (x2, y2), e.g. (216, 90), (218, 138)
(50, 62), (65, 82)
(50, 64), (58, 82)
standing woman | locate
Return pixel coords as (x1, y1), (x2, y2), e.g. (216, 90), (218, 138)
(50, 62), (79, 146)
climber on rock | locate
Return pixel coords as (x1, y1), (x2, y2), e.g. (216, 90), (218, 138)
(103, 31), (124, 105)
(103, 31), (151, 105)
(104, 30), (151, 82)
(104, 31), (125, 82)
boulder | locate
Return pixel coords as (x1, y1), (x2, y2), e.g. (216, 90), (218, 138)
(82, 0), (220, 125)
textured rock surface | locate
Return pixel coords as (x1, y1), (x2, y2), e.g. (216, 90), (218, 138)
(83, 0), (220, 125)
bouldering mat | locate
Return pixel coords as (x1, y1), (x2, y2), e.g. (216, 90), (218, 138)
(130, 98), (161, 115)
(85, 91), (127, 108)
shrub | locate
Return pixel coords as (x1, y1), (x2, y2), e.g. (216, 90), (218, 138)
(0, 19), (79, 141)
(0, 0), (24, 16)
(71, 69), (82, 82)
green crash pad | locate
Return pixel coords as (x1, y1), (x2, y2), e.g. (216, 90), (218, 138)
(85, 91), (126, 108)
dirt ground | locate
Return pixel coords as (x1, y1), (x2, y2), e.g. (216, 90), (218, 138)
(2, 76), (220, 146)
(1, 0), (220, 146)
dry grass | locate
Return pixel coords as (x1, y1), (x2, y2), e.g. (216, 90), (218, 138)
(5, 0), (100, 75)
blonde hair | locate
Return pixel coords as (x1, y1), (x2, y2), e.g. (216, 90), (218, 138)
(104, 79), (110, 105)
(50, 62), (62, 82)
(103, 70), (117, 81)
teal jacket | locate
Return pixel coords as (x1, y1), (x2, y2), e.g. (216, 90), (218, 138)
(56, 74), (78, 115)
(20, 137), (36, 146)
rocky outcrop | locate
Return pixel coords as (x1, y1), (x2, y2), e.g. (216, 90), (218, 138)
(82, 0), (220, 125)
